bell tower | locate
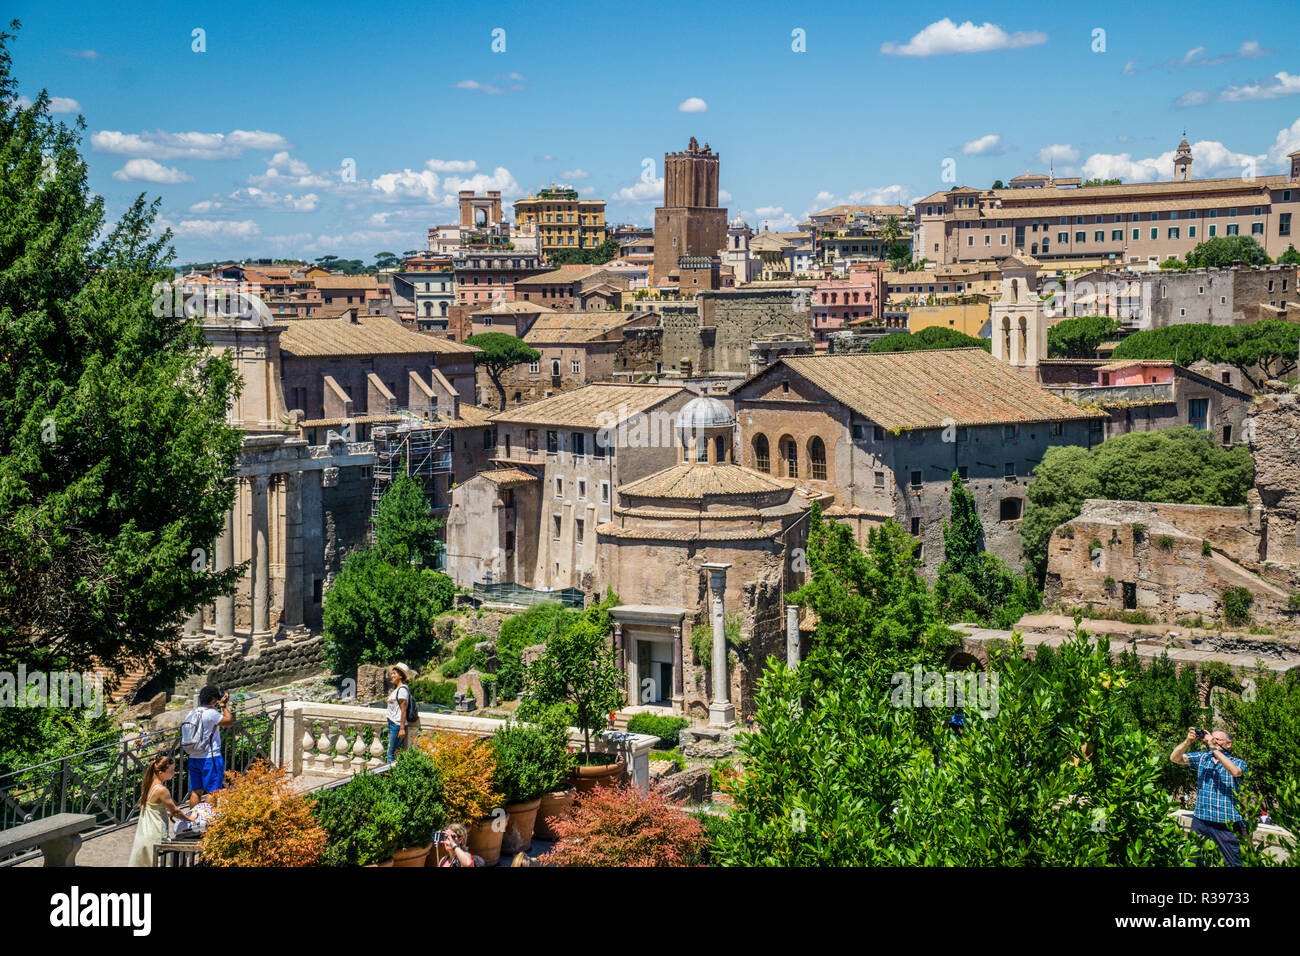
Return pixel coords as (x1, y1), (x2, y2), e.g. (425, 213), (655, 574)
(1174, 134), (1193, 182)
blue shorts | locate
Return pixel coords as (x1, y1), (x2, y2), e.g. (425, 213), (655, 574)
(187, 754), (226, 795)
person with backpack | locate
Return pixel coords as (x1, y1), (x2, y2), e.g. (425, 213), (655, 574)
(182, 685), (233, 805)
(386, 664), (418, 763)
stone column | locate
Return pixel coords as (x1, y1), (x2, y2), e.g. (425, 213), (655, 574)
(214, 506), (235, 639)
(703, 562), (734, 727)
(282, 470), (304, 628)
(671, 623), (684, 707)
(250, 474), (271, 638)
(786, 604), (800, 669)
(613, 621), (625, 673)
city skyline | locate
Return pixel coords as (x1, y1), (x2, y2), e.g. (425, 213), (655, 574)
(7, 0), (1300, 261)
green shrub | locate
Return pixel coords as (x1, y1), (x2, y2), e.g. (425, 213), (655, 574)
(312, 772), (405, 866)
(1202, 540), (1213, 557)
(1089, 539), (1104, 552)
(410, 679), (456, 708)
(1287, 594), (1300, 612)
(1131, 523), (1146, 541)
(388, 749), (446, 846)
(1156, 535), (1176, 551)
(439, 634), (488, 678)
(1103, 577), (1116, 592)
(1222, 586), (1254, 627)
(491, 710), (573, 804)
(495, 602), (577, 699)
(690, 613), (745, 665)
(626, 713), (689, 748)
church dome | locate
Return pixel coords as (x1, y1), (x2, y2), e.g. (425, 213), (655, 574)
(676, 395), (734, 434)
(729, 215), (748, 230)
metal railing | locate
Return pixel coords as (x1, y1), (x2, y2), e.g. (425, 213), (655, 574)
(0, 701), (284, 864)
(472, 582), (585, 608)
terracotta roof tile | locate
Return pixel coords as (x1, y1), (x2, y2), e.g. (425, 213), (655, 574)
(478, 468), (539, 489)
(618, 463), (797, 499)
(768, 349), (1105, 430)
(278, 313), (479, 357)
(490, 383), (687, 428)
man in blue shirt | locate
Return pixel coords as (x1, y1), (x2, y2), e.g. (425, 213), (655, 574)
(1171, 726), (1247, 866)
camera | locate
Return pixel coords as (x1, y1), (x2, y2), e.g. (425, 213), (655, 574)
(1195, 729), (1207, 740)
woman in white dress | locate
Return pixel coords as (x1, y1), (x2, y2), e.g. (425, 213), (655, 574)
(129, 754), (195, 867)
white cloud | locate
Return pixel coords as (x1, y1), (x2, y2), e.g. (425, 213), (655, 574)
(1082, 138), (1264, 183)
(368, 164), (520, 205)
(371, 168), (441, 200)
(1037, 144), (1080, 164)
(189, 187), (319, 213)
(1264, 118), (1300, 168)
(13, 94), (81, 113)
(443, 167), (520, 197)
(426, 159), (478, 174)
(1176, 90), (1213, 108)
(719, 189), (732, 202)
(1128, 40), (1275, 76)
(881, 18), (1047, 57)
(111, 158), (193, 184)
(677, 97), (708, 113)
(1219, 72), (1300, 103)
(91, 128), (292, 160)
(159, 218), (262, 239)
(746, 206), (800, 231)
(561, 168), (590, 179)
(248, 152), (332, 189)
(65, 49), (99, 59)
(455, 80), (506, 95)
(1239, 40), (1267, 59)
(613, 175), (664, 203)
(962, 134), (1006, 156)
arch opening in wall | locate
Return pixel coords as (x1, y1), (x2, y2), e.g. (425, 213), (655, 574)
(753, 434), (770, 473)
(779, 434), (798, 479)
(808, 436), (827, 481)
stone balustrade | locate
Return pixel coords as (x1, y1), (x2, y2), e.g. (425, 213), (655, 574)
(276, 701), (659, 789)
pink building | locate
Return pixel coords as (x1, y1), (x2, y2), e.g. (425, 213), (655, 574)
(810, 263), (883, 349)
(1096, 360), (1175, 387)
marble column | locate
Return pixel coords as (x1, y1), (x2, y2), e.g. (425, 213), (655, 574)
(703, 562), (734, 727)
(214, 507), (235, 639)
(786, 604), (800, 669)
(282, 471), (304, 628)
(671, 623), (684, 709)
(613, 621), (625, 673)
(250, 474), (271, 637)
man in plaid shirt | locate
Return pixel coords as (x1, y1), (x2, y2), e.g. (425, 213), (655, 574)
(1171, 726), (1247, 866)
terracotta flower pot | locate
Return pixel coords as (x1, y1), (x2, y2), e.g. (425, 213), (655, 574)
(534, 788), (576, 841)
(467, 817), (505, 867)
(391, 843), (433, 867)
(502, 797), (542, 856)
(569, 757), (626, 795)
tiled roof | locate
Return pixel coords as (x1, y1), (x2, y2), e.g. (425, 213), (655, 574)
(478, 468), (539, 489)
(810, 204), (909, 219)
(618, 463), (797, 499)
(278, 313), (479, 357)
(312, 275), (380, 289)
(1096, 359), (1175, 372)
(470, 300), (558, 316)
(514, 267), (599, 287)
(766, 349), (1105, 430)
(490, 383), (687, 428)
(523, 312), (640, 344)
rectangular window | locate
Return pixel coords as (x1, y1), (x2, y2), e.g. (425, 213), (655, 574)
(1075, 231), (1086, 243)
(1251, 222), (1264, 235)
(957, 465), (969, 480)
(1150, 228), (1158, 240)
(910, 517), (921, 536)
(554, 476), (564, 497)
(873, 425), (886, 441)
(1189, 398), (1209, 431)
(1189, 225), (1196, 238)
(1226, 224), (1239, 236)
(1111, 230), (1123, 241)
(1004, 461), (1016, 478)
(528, 361), (539, 373)
(576, 478), (586, 500)
(1209, 224), (1217, 237)
(1281, 213), (1292, 237)
(1049, 421), (1063, 436)
(547, 430), (559, 454)
(600, 480), (610, 503)
(1132, 229), (1140, 241)
(910, 470), (922, 488)
(1095, 231), (1105, 242)
(1004, 424), (1018, 440)
(553, 515), (562, 539)
(1168, 227), (1180, 239)
(571, 359), (581, 374)
(874, 471), (885, 488)
(571, 432), (586, 456)
(1058, 232), (1069, 244)
(575, 518), (584, 543)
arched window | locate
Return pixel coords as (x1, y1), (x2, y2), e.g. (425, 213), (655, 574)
(695, 434), (708, 462)
(753, 434), (770, 473)
(808, 436), (827, 480)
(714, 435), (726, 463)
(780, 435), (798, 478)
(440, 301), (448, 316)
(423, 302), (433, 316)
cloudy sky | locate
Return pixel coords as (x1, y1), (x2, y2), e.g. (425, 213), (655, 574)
(8, 0), (1300, 262)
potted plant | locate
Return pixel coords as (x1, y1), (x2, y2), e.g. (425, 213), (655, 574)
(387, 748), (446, 866)
(492, 708), (572, 854)
(417, 731), (505, 865)
(200, 760), (327, 867)
(539, 783), (704, 867)
(520, 596), (627, 793)
(312, 771), (404, 867)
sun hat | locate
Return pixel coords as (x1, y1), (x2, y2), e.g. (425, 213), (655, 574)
(392, 663), (414, 682)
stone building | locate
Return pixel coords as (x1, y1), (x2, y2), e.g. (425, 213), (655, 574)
(916, 139), (1300, 265)
(1044, 384), (1300, 626)
(661, 286), (811, 376)
(513, 266), (631, 311)
(484, 311), (661, 408)
(654, 138), (728, 284)
(597, 396), (821, 723)
(730, 348), (1105, 573)
(513, 185), (608, 263)
(445, 384), (694, 593)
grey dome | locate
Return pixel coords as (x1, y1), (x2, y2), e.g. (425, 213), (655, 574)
(676, 396), (734, 435)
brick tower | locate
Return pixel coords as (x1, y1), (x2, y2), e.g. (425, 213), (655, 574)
(653, 137), (728, 284)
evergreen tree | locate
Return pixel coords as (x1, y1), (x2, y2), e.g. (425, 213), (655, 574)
(372, 473), (442, 567)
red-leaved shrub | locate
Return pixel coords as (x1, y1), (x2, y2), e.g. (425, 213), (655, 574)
(539, 782), (704, 867)
(201, 760), (327, 867)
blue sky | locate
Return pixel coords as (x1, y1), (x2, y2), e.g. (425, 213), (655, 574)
(8, 0), (1300, 263)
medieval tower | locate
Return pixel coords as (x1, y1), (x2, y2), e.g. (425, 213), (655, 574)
(653, 137), (729, 284)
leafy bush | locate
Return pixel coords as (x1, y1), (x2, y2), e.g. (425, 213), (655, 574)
(201, 760), (326, 867)
(1219, 671), (1300, 809)
(416, 732), (502, 823)
(496, 602), (577, 699)
(539, 783), (704, 867)
(626, 713), (689, 748)
(491, 711), (573, 804)
(439, 634), (489, 679)
(1157, 535), (1176, 551)
(410, 679), (456, 708)
(1222, 586), (1254, 627)
(322, 550), (455, 675)
(690, 810), (739, 866)
(388, 748), (446, 846)
(312, 771), (405, 866)
(1203, 540), (1213, 557)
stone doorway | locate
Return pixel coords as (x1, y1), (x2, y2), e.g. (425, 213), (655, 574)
(632, 636), (674, 707)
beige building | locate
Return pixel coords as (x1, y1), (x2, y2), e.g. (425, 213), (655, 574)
(916, 140), (1300, 266)
(445, 384), (694, 593)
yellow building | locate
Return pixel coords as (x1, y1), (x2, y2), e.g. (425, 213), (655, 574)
(906, 302), (991, 338)
(513, 185), (607, 262)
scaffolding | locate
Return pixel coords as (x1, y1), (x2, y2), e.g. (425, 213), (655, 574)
(370, 407), (453, 538)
